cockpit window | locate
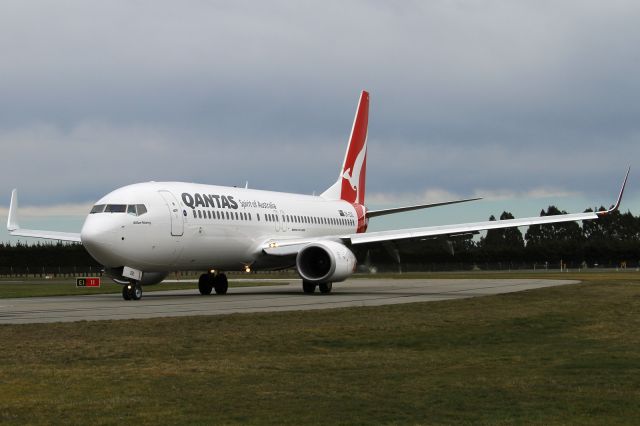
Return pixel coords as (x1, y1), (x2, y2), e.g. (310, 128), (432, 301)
(90, 204), (106, 214)
(126, 204), (148, 216)
(105, 204), (127, 213)
(91, 203), (147, 215)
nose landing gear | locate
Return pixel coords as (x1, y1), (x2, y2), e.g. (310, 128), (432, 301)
(122, 281), (142, 301)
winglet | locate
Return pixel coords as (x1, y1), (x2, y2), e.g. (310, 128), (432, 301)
(598, 167), (630, 216)
(7, 189), (19, 231)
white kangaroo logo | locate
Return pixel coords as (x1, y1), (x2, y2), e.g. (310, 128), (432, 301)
(342, 140), (367, 203)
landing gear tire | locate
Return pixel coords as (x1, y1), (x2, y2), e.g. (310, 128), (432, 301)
(198, 274), (213, 295)
(214, 273), (228, 295)
(319, 282), (333, 294)
(302, 281), (316, 294)
(131, 283), (143, 300)
(122, 282), (142, 301)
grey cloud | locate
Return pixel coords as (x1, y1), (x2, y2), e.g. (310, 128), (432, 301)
(0, 0), (639, 209)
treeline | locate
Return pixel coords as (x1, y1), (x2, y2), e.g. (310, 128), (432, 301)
(362, 206), (640, 271)
(0, 241), (100, 275)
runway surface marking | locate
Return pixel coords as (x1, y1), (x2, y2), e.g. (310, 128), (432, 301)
(0, 278), (579, 324)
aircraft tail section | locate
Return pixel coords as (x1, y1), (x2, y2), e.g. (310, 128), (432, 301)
(321, 90), (369, 205)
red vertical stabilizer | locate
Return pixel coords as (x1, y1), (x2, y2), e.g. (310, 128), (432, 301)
(321, 91), (369, 206)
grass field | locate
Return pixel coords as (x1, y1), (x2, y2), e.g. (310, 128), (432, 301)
(0, 272), (639, 424)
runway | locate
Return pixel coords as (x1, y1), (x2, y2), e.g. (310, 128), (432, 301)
(0, 278), (579, 324)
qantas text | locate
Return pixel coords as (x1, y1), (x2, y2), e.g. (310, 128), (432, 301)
(182, 193), (238, 210)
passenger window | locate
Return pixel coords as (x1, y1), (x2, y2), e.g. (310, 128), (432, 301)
(193, 210), (197, 218)
(198, 210), (202, 219)
(90, 204), (106, 214)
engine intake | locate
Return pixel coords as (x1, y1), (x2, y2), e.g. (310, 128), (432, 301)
(296, 241), (357, 283)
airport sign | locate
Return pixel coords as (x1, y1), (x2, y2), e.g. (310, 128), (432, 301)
(76, 277), (101, 287)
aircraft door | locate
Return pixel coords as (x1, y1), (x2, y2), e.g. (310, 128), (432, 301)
(158, 190), (184, 236)
(273, 210), (282, 232)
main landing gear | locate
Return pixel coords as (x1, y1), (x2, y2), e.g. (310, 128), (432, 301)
(302, 280), (333, 294)
(198, 272), (229, 295)
(122, 281), (142, 301)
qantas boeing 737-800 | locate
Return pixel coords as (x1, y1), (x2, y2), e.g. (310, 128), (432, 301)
(6, 91), (629, 300)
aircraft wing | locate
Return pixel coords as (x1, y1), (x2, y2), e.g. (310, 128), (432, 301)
(263, 211), (598, 256)
(8, 229), (82, 242)
(6, 189), (82, 243)
(346, 211), (597, 246)
(264, 167), (629, 256)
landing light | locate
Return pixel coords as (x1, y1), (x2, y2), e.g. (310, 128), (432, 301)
(244, 266), (251, 273)
(268, 242), (278, 248)
(209, 269), (216, 274)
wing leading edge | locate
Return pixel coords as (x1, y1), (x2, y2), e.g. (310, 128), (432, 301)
(6, 189), (82, 243)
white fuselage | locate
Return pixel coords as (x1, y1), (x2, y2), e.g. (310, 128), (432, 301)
(80, 182), (359, 272)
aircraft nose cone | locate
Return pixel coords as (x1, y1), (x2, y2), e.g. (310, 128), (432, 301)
(81, 218), (118, 266)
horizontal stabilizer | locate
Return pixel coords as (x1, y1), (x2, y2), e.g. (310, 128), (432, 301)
(367, 197), (482, 218)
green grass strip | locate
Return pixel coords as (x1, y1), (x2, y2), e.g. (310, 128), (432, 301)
(0, 277), (639, 424)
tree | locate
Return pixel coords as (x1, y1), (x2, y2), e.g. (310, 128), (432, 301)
(525, 206), (583, 264)
(479, 212), (525, 264)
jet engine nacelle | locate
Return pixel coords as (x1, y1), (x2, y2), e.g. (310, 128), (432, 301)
(105, 267), (168, 286)
(296, 241), (357, 283)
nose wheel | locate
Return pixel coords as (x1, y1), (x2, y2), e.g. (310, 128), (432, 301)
(122, 281), (142, 300)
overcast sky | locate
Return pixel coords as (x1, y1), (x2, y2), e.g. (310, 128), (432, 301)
(1, 0), (639, 241)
